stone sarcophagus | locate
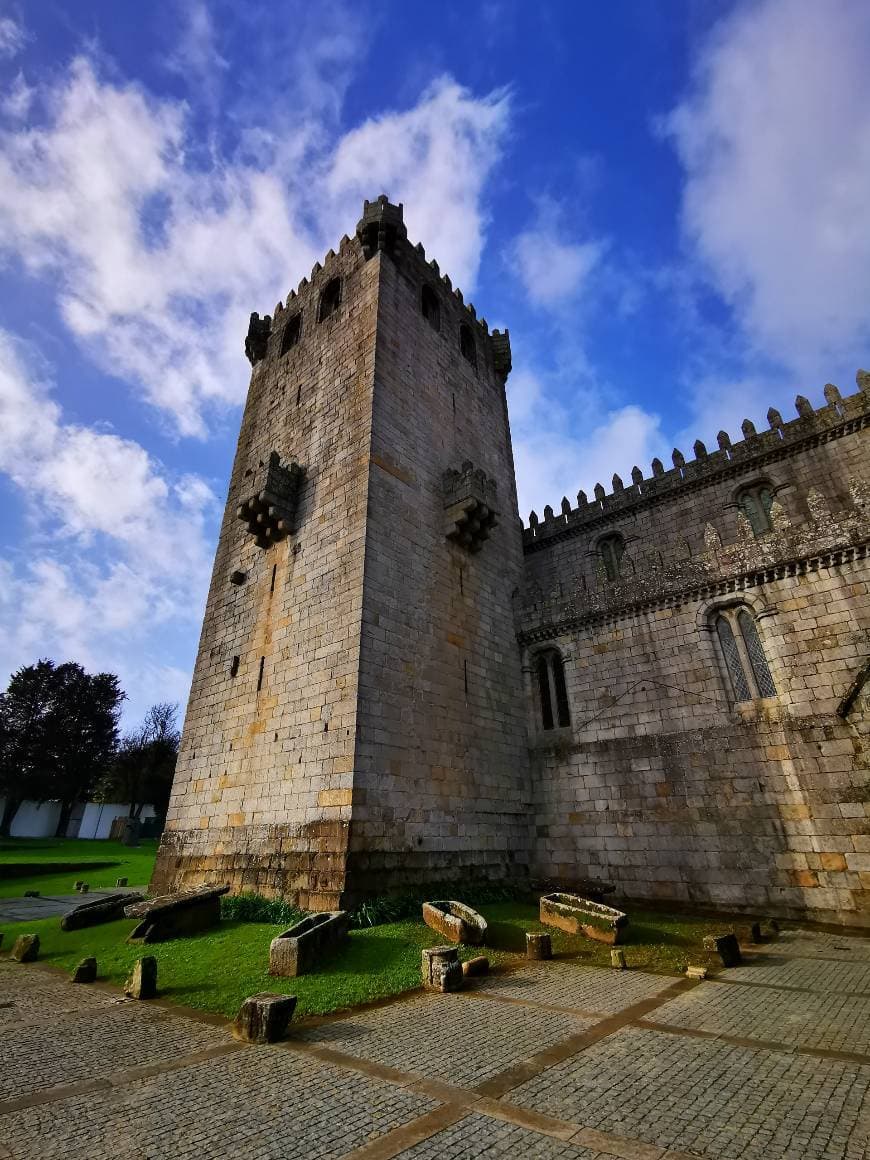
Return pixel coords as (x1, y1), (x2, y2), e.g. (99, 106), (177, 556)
(539, 892), (628, 946)
(124, 884), (229, 944)
(237, 451), (303, 549)
(442, 462), (499, 553)
(62, 891), (144, 931)
(269, 911), (349, 977)
(422, 900), (487, 946)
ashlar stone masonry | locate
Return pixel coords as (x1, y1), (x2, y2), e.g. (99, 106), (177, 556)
(153, 197), (870, 927)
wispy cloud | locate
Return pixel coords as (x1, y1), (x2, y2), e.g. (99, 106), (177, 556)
(661, 0), (870, 380)
(0, 328), (217, 715)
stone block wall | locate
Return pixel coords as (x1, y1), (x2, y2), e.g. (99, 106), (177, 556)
(346, 222), (531, 896)
(518, 379), (870, 925)
(152, 234), (380, 908)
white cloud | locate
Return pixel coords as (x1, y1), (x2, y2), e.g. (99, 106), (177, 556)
(0, 329), (217, 720)
(0, 62), (509, 435)
(508, 366), (662, 519)
(0, 15), (25, 59)
(2, 71), (33, 119)
(511, 228), (604, 307)
(165, 0), (228, 110)
(662, 0), (870, 376)
(326, 78), (510, 291)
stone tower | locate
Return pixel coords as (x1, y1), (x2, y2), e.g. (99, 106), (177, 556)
(151, 197), (532, 909)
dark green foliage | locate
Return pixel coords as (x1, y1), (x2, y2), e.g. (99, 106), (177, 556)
(95, 702), (179, 820)
(348, 880), (528, 928)
(220, 892), (307, 926)
(219, 882), (527, 930)
(0, 659), (124, 837)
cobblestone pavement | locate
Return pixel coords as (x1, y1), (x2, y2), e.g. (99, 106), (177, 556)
(298, 991), (595, 1086)
(1, 928), (869, 1160)
(651, 974), (870, 1054)
(472, 959), (676, 1013)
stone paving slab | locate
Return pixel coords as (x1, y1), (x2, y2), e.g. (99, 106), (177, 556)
(0, 984), (228, 1100)
(0, 962), (118, 1025)
(772, 930), (870, 962)
(0, 1046), (436, 1160)
(0, 888), (141, 925)
(394, 1113), (609, 1159)
(474, 961), (676, 1014)
(652, 977), (870, 1055)
(298, 992), (595, 1087)
(506, 1025), (870, 1160)
(721, 954), (870, 995)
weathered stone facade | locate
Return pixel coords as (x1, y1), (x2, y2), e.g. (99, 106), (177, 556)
(520, 378), (870, 926)
(152, 197), (530, 908)
(153, 196), (870, 926)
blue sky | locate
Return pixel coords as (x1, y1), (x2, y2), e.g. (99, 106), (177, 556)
(0, 0), (868, 725)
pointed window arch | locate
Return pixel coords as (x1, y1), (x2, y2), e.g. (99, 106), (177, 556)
(737, 484), (774, 536)
(421, 285), (440, 331)
(713, 605), (777, 702)
(459, 323), (477, 368)
(280, 313), (302, 354)
(318, 278), (341, 322)
(535, 649), (571, 730)
(598, 534), (624, 582)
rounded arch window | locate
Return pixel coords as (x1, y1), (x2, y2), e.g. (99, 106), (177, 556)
(318, 277), (341, 322)
(459, 323), (477, 368)
(713, 605), (777, 703)
(535, 649), (571, 730)
(598, 533), (624, 582)
(421, 285), (440, 331)
(737, 483), (774, 536)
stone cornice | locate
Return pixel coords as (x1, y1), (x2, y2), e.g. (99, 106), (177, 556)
(516, 541), (870, 645)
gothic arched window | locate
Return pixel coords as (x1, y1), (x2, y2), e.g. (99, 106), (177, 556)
(318, 278), (341, 322)
(713, 606), (777, 703)
(535, 650), (571, 730)
(421, 285), (440, 331)
(737, 484), (774, 536)
(598, 534), (624, 582)
(459, 324), (477, 368)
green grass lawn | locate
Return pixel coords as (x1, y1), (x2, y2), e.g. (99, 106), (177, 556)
(0, 898), (756, 1020)
(0, 837), (158, 898)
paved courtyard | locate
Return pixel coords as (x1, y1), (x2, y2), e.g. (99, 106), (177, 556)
(1, 929), (869, 1159)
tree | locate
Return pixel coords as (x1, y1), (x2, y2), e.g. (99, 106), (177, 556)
(96, 702), (180, 821)
(0, 659), (124, 838)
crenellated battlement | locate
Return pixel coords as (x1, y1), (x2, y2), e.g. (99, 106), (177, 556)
(246, 194), (511, 383)
(523, 372), (870, 550)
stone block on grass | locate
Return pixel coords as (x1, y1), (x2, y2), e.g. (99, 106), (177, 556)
(422, 900), (487, 946)
(10, 934), (39, 962)
(125, 884), (229, 943)
(610, 948), (627, 970)
(124, 956), (158, 999)
(269, 911), (349, 977)
(462, 955), (489, 978)
(233, 993), (297, 1043)
(421, 945), (463, 992)
(116, 877), (128, 887)
(62, 891), (144, 932)
(71, 957), (97, 984)
(703, 933), (742, 967)
(540, 893), (628, 946)
(525, 932), (552, 960)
